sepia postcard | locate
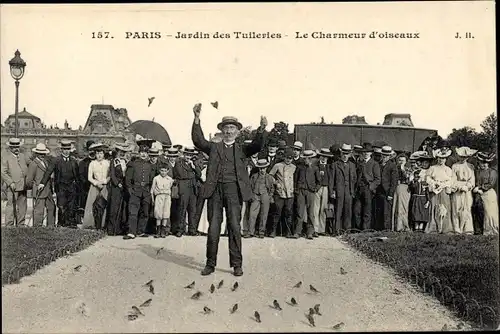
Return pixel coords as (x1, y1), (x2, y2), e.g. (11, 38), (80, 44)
(1, 2), (498, 333)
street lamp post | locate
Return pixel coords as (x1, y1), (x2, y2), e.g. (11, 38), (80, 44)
(9, 50), (27, 138)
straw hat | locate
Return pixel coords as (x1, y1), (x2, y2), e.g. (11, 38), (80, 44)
(300, 150), (317, 159)
(434, 147), (452, 158)
(166, 147), (180, 157)
(113, 142), (132, 152)
(455, 146), (477, 157)
(340, 144), (353, 153)
(317, 148), (333, 157)
(32, 143), (50, 154)
(60, 139), (73, 149)
(217, 116), (243, 131)
(182, 147), (198, 155)
(254, 158), (270, 168)
(381, 146), (395, 156)
(292, 141), (303, 150)
(6, 137), (22, 147)
(88, 142), (108, 151)
(148, 148), (160, 156)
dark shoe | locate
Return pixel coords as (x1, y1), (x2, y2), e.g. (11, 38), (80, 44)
(154, 226), (161, 238)
(176, 232), (183, 238)
(242, 233), (251, 238)
(139, 233), (149, 238)
(257, 234), (264, 239)
(160, 226), (166, 238)
(307, 234), (314, 240)
(269, 233), (276, 238)
(293, 234), (299, 239)
(201, 266), (215, 276)
(233, 267), (243, 277)
(123, 234), (135, 240)
(313, 232), (319, 238)
(165, 231), (170, 237)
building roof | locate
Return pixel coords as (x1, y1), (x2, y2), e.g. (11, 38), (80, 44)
(6, 108), (40, 120)
(127, 120), (172, 145)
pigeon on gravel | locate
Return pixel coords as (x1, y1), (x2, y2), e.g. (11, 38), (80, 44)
(332, 322), (345, 330)
(393, 288), (402, 295)
(340, 267), (347, 275)
(306, 313), (315, 327)
(140, 299), (152, 308)
(254, 311), (261, 323)
(309, 284), (320, 293)
(217, 280), (224, 289)
(77, 302), (89, 317)
(191, 291), (203, 300)
(74, 265), (82, 271)
(156, 247), (164, 256)
(203, 306), (213, 314)
(290, 297), (298, 306)
(314, 304), (322, 315)
(273, 300), (282, 310)
(131, 306), (144, 316)
(293, 281), (302, 288)
(185, 281), (195, 289)
(148, 284), (155, 295)
(144, 280), (153, 287)
(210, 284), (215, 294)
(308, 307), (315, 316)
(231, 282), (239, 292)
(128, 314), (139, 321)
(230, 303), (238, 314)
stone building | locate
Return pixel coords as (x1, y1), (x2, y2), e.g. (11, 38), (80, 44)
(1, 104), (170, 157)
(382, 113), (414, 127)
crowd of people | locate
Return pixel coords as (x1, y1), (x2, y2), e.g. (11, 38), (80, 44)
(1, 127), (498, 239)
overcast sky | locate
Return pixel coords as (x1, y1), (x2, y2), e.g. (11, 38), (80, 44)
(0, 3), (495, 147)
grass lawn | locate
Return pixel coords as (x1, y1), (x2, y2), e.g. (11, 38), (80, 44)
(343, 231), (499, 328)
(1, 227), (105, 285)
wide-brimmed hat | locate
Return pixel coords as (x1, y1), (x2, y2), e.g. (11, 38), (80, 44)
(136, 139), (155, 148)
(166, 147), (180, 157)
(182, 147), (198, 155)
(217, 116), (243, 131)
(60, 139), (73, 149)
(268, 138), (279, 148)
(373, 147), (383, 154)
(292, 141), (303, 150)
(283, 147), (294, 158)
(329, 144), (340, 154)
(353, 144), (363, 152)
(476, 151), (495, 162)
(255, 158), (270, 168)
(161, 142), (172, 150)
(85, 140), (95, 151)
(317, 148), (333, 157)
(6, 137), (22, 147)
(32, 143), (50, 154)
(381, 146), (395, 156)
(360, 142), (373, 152)
(409, 151), (432, 161)
(300, 150), (317, 159)
(113, 142), (132, 152)
(148, 148), (160, 156)
(88, 142), (108, 151)
(243, 140), (253, 145)
(340, 144), (353, 153)
(278, 140), (287, 149)
(455, 146), (477, 157)
(373, 141), (388, 149)
(434, 147), (452, 158)
(173, 144), (183, 150)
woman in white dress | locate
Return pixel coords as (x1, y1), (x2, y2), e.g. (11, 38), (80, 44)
(82, 143), (111, 229)
(450, 147), (477, 234)
(425, 147), (454, 234)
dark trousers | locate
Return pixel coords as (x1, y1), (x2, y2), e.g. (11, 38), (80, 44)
(56, 183), (78, 227)
(374, 193), (392, 231)
(206, 182), (242, 268)
(353, 186), (374, 230)
(194, 195), (205, 230)
(33, 196), (56, 227)
(273, 196), (294, 236)
(177, 186), (197, 234)
(335, 189), (353, 233)
(472, 193), (484, 234)
(294, 188), (315, 237)
(128, 187), (151, 236)
(106, 186), (126, 236)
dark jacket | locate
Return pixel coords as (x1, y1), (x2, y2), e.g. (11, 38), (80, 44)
(191, 121), (266, 201)
(294, 164), (321, 193)
(356, 158), (381, 192)
(378, 160), (399, 198)
(41, 155), (80, 193)
(125, 158), (155, 191)
(26, 157), (54, 199)
(330, 159), (357, 197)
(110, 158), (127, 188)
(249, 172), (275, 196)
(173, 157), (202, 195)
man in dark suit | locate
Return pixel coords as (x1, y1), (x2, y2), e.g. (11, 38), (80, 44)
(353, 142), (381, 230)
(330, 144), (357, 235)
(374, 146), (399, 231)
(191, 103), (267, 277)
(78, 140), (95, 213)
(39, 140), (80, 228)
(173, 147), (202, 237)
(293, 150), (321, 239)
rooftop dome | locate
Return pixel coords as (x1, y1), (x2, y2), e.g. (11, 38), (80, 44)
(127, 120), (171, 145)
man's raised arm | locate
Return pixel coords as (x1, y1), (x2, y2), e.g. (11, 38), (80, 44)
(243, 116), (268, 158)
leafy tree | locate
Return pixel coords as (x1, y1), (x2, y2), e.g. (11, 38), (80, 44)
(479, 113), (497, 150)
(268, 121), (290, 144)
(446, 126), (480, 148)
(446, 113), (497, 152)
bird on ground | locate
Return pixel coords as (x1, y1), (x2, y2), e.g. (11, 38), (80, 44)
(306, 313), (315, 327)
(231, 282), (239, 291)
(149, 284), (155, 295)
(290, 297), (298, 306)
(210, 284), (215, 294)
(254, 311), (261, 323)
(314, 304), (322, 315)
(131, 306), (144, 316)
(74, 265), (82, 271)
(340, 267), (347, 275)
(185, 281), (195, 289)
(211, 101), (218, 109)
(191, 291), (203, 300)
(393, 288), (402, 295)
(230, 303), (238, 314)
(273, 300), (282, 311)
(332, 322), (345, 330)
(128, 314), (139, 321)
(293, 281), (302, 288)
(148, 97), (155, 107)
(203, 306), (213, 314)
(143, 280), (153, 287)
(140, 299), (152, 308)
(308, 308), (315, 316)
(309, 284), (320, 293)
(156, 247), (164, 256)
(217, 280), (224, 289)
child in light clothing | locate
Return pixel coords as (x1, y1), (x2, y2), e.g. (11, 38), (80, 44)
(151, 164), (175, 238)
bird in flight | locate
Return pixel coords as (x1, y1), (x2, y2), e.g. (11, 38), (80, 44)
(148, 97), (155, 107)
(211, 101), (218, 109)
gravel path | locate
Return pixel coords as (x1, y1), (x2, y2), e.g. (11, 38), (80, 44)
(2, 235), (470, 332)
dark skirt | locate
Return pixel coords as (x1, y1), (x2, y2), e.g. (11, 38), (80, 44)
(410, 194), (430, 223)
(106, 186), (127, 236)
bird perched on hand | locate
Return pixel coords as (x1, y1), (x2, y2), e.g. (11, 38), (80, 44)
(211, 101), (218, 109)
(148, 97), (155, 107)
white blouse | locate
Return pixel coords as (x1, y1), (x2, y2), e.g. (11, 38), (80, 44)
(426, 164), (453, 194)
(88, 159), (110, 186)
(451, 162), (475, 192)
